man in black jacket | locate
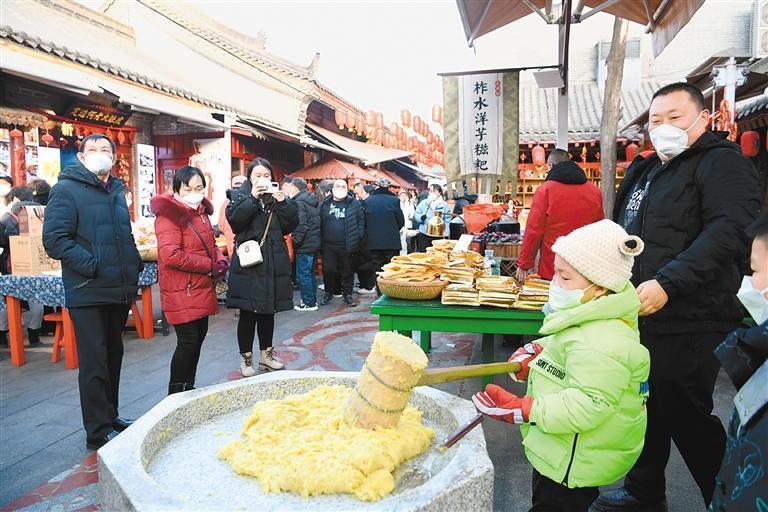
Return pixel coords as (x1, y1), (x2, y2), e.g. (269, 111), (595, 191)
(362, 178), (404, 296)
(43, 134), (142, 450)
(319, 180), (365, 307)
(593, 84), (761, 511)
(291, 177), (321, 311)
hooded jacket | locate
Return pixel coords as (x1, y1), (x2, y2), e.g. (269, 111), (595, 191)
(225, 180), (299, 313)
(362, 187), (405, 251)
(292, 190), (321, 254)
(520, 282), (650, 488)
(518, 161), (604, 280)
(151, 194), (220, 325)
(613, 131), (760, 334)
(43, 162), (142, 307)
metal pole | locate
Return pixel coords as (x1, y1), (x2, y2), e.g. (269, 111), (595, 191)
(557, 0), (572, 149)
(723, 56), (737, 126)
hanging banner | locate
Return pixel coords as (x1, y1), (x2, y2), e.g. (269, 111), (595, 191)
(442, 71), (519, 195)
(37, 147), (61, 184)
(136, 143), (156, 219)
(189, 137), (230, 222)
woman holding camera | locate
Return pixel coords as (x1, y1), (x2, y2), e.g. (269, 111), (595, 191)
(226, 158), (298, 377)
(152, 166), (227, 394)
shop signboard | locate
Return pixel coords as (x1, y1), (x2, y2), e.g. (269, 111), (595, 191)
(65, 103), (132, 127)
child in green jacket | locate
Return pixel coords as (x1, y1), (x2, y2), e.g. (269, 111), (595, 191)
(473, 219), (651, 511)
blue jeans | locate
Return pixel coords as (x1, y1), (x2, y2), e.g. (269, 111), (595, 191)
(296, 253), (317, 306)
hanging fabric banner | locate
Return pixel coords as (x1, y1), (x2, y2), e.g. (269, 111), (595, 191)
(442, 71), (519, 196)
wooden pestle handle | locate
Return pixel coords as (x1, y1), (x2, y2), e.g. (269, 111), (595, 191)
(416, 361), (522, 387)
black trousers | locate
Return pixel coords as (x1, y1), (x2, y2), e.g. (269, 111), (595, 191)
(369, 249), (399, 293)
(323, 245), (354, 296)
(530, 469), (598, 512)
(625, 329), (727, 506)
(170, 316), (208, 386)
(237, 310), (275, 353)
(68, 304), (130, 439)
(356, 248), (376, 290)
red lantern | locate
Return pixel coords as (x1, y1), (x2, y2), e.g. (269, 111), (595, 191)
(366, 110), (375, 126)
(334, 111), (345, 129)
(375, 112), (384, 129)
(356, 115), (366, 135)
(413, 116), (422, 135)
(345, 112), (356, 132)
(401, 109), (411, 128)
(532, 144), (546, 166)
(9, 128), (22, 138)
(42, 133), (54, 146)
(625, 142), (639, 162)
(741, 131), (760, 157)
(376, 128), (385, 144)
(432, 104), (442, 124)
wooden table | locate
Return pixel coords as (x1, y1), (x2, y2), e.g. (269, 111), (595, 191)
(1, 263), (158, 368)
(370, 296), (545, 385)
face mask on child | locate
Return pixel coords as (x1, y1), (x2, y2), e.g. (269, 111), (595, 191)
(737, 275), (768, 324)
(544, 282), (595, 314)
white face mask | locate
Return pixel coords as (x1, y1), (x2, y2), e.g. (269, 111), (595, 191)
(649, 111), (703, 160)
(0, 185), (10, 198)
(82, 153), (114, 175)
(177, 192), (204, 208)
(333, 189), (347, 200)
(544, 282), (594, 315)
(737, 275), (768, 325)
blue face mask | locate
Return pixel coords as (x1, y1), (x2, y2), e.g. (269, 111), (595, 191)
(544, 282), (594, 315)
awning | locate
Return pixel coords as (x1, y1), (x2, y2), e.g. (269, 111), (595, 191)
(456, 0), (704, 57)
(306, 123), (413, 165)
(374, 169), (416, 190)
(98, 79), (225, 129)
(290, 158), (377, 182)
(2, 45), (101, 95)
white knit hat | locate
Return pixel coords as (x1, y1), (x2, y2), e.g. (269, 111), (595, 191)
(551, 219), (644, 292)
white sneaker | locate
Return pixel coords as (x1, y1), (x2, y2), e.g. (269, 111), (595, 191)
(239, 352), (257, 378)
(318, 284), (325, 290)
(355, 287), (376, 295)
(294, 303), (319, 311)
(259, 347), (285, 371)
(333, 293), (343, 298)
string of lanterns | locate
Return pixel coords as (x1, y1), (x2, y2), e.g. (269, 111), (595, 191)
(333, 104), (445, 168)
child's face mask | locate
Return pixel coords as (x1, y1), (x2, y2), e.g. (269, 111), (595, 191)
(544, 282), (595, 315)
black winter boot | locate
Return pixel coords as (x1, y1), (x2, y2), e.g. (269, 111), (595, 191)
(168, 382), (188, 395)
(27, 328), (41, 346)
(0, 330), (7, 346)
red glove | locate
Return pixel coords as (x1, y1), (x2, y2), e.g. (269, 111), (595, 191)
(472, 384), (533, 424)
(211, 258), (229, 280)
(508, 342), (543, 382)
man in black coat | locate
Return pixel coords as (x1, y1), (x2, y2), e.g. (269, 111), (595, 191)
(290, 177), (321, 311)
(362, 178), (405, 296)
(319, 180), (364, 307)
(593, 83), (761, 511)
(42, 134), (142, 450)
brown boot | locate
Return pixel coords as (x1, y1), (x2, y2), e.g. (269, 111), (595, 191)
(259, 347), (285, 371)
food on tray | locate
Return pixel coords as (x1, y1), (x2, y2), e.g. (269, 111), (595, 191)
(439, 267), (476, 284)
(219, 385), (434, 502)
(379, 262), (442, 282)
(515, 277), (551, 310)
(430, 239), (457, 251)
(475, 276), (518, 290)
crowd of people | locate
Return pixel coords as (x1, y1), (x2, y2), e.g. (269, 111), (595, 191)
(22, 80), (765, 512)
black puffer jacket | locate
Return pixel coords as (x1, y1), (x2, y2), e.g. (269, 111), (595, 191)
(320, 193), (365, 253)
(613, 131), (760, 334)
(362, 188), (404, 251)
(225, 180), (299, 313)
(710, 322), (768, 511)
(292, 190), (321, 254)
(43, 163), (142, 307)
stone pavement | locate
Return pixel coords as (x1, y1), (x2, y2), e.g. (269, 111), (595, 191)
(0, 290), (735, 511)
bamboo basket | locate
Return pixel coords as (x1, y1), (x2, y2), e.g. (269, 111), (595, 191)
(377, 277), (448, 300)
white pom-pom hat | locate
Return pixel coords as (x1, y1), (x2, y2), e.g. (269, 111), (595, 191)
(551, 219), (644, 292)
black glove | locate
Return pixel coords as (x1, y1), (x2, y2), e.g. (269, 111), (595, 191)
(420, 215), (427, 222)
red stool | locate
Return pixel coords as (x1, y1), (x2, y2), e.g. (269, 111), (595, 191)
(46, 309), (78, 369)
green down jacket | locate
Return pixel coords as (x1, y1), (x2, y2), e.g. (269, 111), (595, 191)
(520, 282), (650, 488)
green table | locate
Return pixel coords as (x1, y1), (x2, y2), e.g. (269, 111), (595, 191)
(370, 296), (545, 385)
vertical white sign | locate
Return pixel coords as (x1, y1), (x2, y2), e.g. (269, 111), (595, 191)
(457, 73), (504, 178)
(136, 143), (156, 219)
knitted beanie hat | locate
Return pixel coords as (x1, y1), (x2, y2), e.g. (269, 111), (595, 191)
(551, 219), (644, 292)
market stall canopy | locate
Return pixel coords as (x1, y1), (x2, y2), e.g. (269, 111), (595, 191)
(622, 52), (768, 132)
(0, 106), (49, 129)
(306, 123), (414, 165)
(290, 158), (377, 182)
(375, 169), (416, 190)
(456, 0), (704, 56)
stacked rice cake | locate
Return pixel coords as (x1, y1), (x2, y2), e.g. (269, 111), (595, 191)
(477, 276), (519, 308)
(515, 278), (551, 310)
(441, 283), (480, 306)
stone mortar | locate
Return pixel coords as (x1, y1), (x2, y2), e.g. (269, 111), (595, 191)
(99, 370), (494, 511)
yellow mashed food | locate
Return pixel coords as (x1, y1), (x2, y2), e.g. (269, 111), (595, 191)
(218, 385), (435, 501)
